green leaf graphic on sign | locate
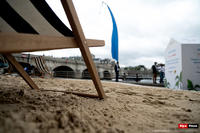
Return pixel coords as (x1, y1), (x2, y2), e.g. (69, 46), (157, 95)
(179, 71), (182, 82)
(164, 79), (170, 88)
(175, 81), (179, 87)
(175, 71), (183, 89)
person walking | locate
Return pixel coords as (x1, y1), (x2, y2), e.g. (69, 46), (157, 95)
(114, 61), (120, 82)
(152, 62), (158, 84)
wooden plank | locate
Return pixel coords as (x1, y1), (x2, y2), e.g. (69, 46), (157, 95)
(61, 0), (106, 99)
(41, 89), (99, 98)
(3, 54), (39, 90)
(0, 33), (105, 53)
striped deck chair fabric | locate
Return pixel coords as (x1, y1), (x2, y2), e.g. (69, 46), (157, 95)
(0, 0), (106, 98)
(0, 0), (73, 76)
(0, 0), (74, 37)
(33, 56), (52, 76)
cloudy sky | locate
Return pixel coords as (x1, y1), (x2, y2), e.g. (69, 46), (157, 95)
(34, 0), (200, 68)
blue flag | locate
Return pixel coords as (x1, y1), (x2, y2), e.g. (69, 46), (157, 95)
(107, 5), (118, 61)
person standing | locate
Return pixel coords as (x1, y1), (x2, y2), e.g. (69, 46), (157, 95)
(135, 73), (139, 82)
(152, 62), (158, 84)
(114, 61), (120, 82)
(123, 72), (127, 81)
(159, 65), (165, 83)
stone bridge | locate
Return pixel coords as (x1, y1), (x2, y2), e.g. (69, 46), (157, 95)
(13, 54), (115, 79)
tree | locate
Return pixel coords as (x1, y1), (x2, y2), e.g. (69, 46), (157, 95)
(124, 65), (147, 71)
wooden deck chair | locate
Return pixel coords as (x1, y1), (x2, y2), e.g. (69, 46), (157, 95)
(0, 0), (106, 99)
(33, 56), (52, 77)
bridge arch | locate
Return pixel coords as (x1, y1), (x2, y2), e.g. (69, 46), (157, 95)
(82, 69), (102, 79)
(53, 66), (75, 78)
(103, 70), (111, 80)
(82, 69), (90, 79)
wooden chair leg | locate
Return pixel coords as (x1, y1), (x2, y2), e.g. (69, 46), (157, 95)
(3, 54), (39, 90)
(61, 0), (106, 99)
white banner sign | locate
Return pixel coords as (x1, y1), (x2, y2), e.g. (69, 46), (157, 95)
(165, 39), (200, 90)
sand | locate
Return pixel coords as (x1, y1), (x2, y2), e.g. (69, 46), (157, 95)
(0, 75), (200, 133)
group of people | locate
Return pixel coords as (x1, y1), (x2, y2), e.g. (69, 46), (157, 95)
(114, 61), (165, 84)
(152, 62), (165, 84)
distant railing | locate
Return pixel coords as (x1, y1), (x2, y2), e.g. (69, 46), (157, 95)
(53, 71), (75, 78)
(125, 70), (152, 78)
(82, 71), (91, 79)
(82, 71), (104, 79)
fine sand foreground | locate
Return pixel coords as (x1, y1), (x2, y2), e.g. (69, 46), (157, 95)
(0, 75), (200, 133)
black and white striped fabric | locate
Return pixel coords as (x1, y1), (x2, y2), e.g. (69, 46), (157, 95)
(0, 0), (73, 37)
(33, 56), (51, 75)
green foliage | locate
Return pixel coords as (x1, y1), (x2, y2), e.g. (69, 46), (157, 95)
(175, 75), (179, 80)
(187, 80), (194, 90)
(187, 79), (200, 91)
(124, 65), (147, 71)
(175, 81), (179, 87)
(179, 71), (182, 82)
(164, 79), (170, 88)
(194, 85), (200, 89)
(124, 66), (135, 70)
(175, 71), (183, 88)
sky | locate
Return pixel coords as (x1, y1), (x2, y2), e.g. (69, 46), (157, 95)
(33, 0), (200, 68)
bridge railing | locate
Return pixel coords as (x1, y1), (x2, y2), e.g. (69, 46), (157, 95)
(82, 71), (103, 79)
(53, 71), (75, 78)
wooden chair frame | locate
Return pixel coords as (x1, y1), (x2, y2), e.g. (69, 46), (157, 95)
(0, 0), (106, 99)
